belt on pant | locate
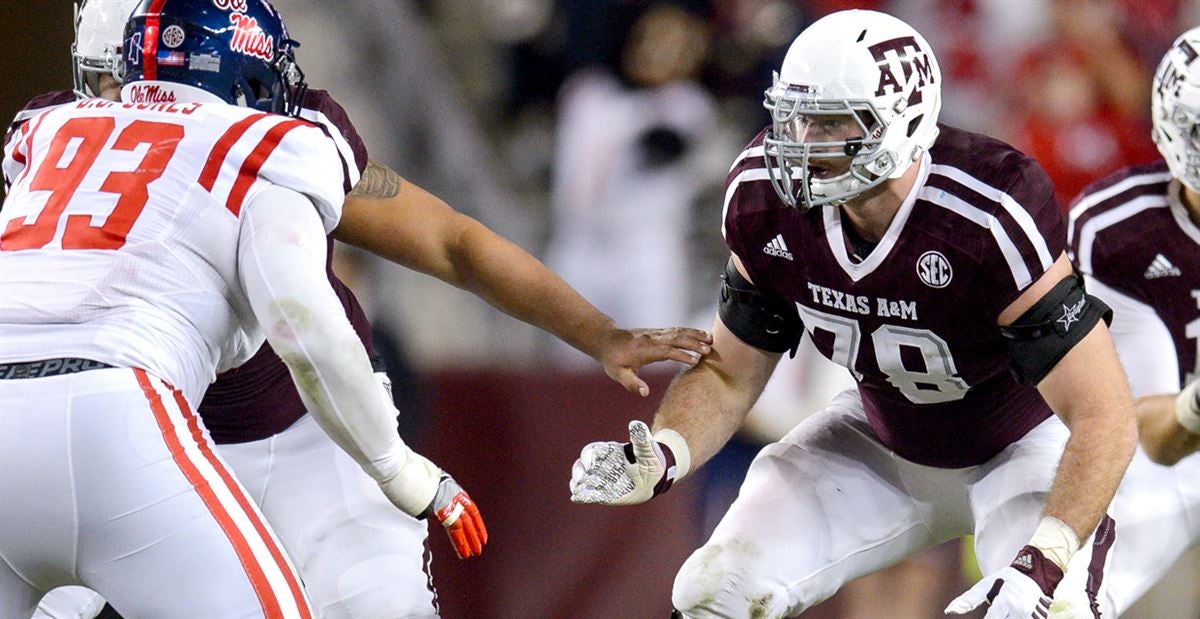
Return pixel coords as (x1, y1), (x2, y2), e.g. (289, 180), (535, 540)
(0, 358), (115, 380)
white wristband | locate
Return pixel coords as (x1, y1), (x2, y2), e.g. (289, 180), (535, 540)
(1175, 381), (1200, 435)
(1030, 516), (1081, 571)
(377, 448), (442, 518)
(654, 428), (692, 481)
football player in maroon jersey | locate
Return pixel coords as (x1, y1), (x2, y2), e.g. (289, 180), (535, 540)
(1060, 26), (1200, 618)
(571, 10), (1136, 619)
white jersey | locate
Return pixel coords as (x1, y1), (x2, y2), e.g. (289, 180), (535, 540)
(0, 99), (346, 404)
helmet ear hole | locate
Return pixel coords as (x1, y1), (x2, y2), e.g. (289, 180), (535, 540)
(906, 115), (923, 138)
(247, 79), (268, 100)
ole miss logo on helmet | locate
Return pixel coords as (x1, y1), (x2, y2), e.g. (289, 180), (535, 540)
(869, 36), (935, 105)
(212, 0), (249, 10)
(228, 13), (275, 61)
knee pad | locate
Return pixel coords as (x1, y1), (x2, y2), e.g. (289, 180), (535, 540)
(672, 543), (789, 619)
(310, 553), (436, 619)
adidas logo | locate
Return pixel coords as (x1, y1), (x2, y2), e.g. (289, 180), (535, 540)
(763, 234), (793, 261)
(1013, 552), (1034, 571)
(1144, 254), (1182, 279)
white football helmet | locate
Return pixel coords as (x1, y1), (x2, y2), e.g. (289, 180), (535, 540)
(1152, 27), (1200, 193)
(763, 10), (942, 209)
(72, 0), (141, 98)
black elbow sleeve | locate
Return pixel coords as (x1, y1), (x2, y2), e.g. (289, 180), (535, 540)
(717, 259), (804, 356)
(999, 274), (1112, 385)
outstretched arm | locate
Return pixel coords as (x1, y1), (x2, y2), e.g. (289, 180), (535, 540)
(239, 185), (487, 558)
(571, 256), (781, 505)
(650, 313), (781, 470)
(331, 160), (711, 396)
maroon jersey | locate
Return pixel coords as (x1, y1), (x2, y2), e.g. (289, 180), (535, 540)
(1068, 161), (1200, 388)
(723, 125), (1065, 468)
(5, 89), (374, 444)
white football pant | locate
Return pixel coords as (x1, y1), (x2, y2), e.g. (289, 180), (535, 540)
(1053, 449), (1200, 618)
(0, 369), (311, 618)
(217, 412), (438, 619)
(33, 411), (438, 619)
(671, 389), (1113, 619)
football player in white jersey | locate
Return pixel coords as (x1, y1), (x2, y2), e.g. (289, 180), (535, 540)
(569, 10), (1137, 619)
(1058, 26), (1200, 618)
(0, 0), (489, 616)
(26, 1), (713, 618)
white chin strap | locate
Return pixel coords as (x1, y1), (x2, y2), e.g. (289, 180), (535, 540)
(805, 151), (896, 207)
(810, 172), (866, 205)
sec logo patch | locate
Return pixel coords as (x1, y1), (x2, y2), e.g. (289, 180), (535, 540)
(917, 251), (952, 288)
(162, 25), (186, 49)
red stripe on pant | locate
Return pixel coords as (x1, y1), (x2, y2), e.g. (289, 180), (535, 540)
(170, 388), (311, 618)
(134, 369), (309, 619)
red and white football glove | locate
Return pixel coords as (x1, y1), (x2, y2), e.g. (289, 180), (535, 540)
(421, 474), (487, 559)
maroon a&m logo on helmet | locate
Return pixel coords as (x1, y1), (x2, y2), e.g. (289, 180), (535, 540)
(228, 13), (275, 61)
(869, 36), (936, 105)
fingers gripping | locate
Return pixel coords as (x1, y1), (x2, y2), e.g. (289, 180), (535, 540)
(446, 499), (487, 558)
(946, 565), (1052, 618)
(614, 367), (649, 397)
(569, 440), (638, 503)
(568, 422), (670, 505)
(945, 576), (995, 613)
(429, 475), (488, 559)
(600, 328), (710, 396)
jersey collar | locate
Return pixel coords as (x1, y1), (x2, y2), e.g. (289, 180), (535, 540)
(1167, 179), (1200, 247)
(823, 151), (931, 282)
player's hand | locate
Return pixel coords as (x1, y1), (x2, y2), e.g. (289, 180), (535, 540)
(596, 327), (712, 397)
(570, 420), (674, 505)
(423, 474), (487, 559)
(946, 546), (1062, 618)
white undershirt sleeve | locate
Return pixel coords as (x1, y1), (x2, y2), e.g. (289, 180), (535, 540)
(1085, 275), (1180, 398)
(237, 185), (440, 517)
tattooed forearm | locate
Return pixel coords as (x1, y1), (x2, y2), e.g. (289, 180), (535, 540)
(349, 160), (404, 199)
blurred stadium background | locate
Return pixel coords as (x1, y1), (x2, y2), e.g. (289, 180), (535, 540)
(2, 1), (1198, 617)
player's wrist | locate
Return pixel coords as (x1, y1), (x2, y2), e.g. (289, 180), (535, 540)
(378, 449), (442, 517)
(1009, 544), (1066, 598)
(1026, 516), (1079, 572)
(1175, 380), (1200, 435)
(418, 474), (465, 523)
(651, 428), (691, 496)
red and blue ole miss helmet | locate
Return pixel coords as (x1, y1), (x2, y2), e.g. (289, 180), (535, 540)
(121, 0), (307, 116)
